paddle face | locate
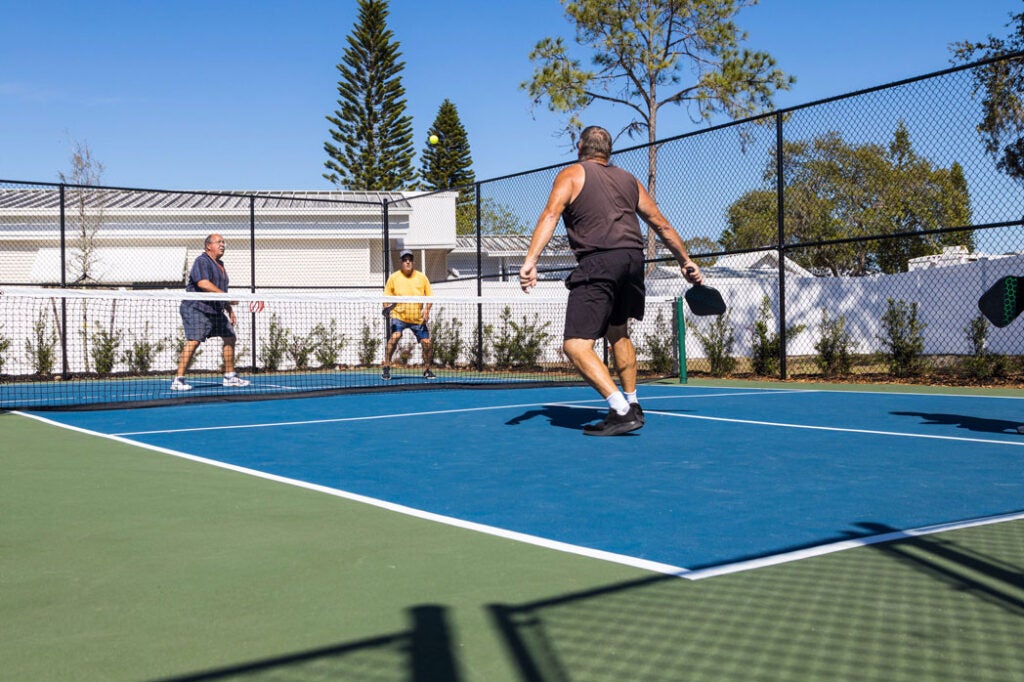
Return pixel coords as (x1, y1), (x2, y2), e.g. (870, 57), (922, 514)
(684, 284), (726, 316)
(978, 275), (1024, 328)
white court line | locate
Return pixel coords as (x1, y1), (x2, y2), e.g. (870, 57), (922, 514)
(681, 510), (1024, 580)
(110, 390), (800, 435)
(112, 400), (605, 436)
(11, 410), (687, 577)
(635, 408), (1024, 447)
(114, 388), (1023, 445)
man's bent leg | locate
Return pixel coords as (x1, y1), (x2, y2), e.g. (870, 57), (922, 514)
(606, 324), (637, 394)
(222, 337), (236, 374)
(563, 337), (618, 397)
(384, 332), (402, 366)
(176, 340), (200, 377)
(420, 338), (433, 367)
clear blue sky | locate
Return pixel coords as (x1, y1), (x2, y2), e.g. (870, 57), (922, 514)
(1, 0), (1021, 190)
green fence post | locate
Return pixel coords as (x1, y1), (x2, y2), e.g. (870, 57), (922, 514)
(676, 296), (687, 384)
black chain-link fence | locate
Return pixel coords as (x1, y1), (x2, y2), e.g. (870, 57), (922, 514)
(443, 52), (1024, 385)
(3, 52), (1023, 385)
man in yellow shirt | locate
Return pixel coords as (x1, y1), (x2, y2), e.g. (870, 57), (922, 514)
(382, 249), (435, 380)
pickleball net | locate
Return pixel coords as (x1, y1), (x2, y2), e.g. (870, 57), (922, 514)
(0, 287), (682, 409)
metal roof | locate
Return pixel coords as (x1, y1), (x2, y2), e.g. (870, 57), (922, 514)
(0, 188), (411, 211)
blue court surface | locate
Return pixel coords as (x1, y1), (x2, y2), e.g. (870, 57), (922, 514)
(26, 384), (1024, 574)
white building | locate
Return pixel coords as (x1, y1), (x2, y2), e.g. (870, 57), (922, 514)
(0, 187), (459, 289)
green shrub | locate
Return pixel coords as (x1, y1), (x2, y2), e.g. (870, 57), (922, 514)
(750, 296), (805, 377)
(261, 314), (289, 371)
(687, 312), (736, 377)
(0, 325), (11, 372)
(813, 308), (854, 377)
(358, 317), (382, 366)
(310, 319), (347, 368)
(25, 310), (58, 375)
(959, 314), (1010, 379)
(123, 322), (168, 373)
(469, 322), (493, 368)
(90, 323), (122, 374)
(491, 306), (552, 369)
(286, 329), (316, 370)
(637, 308), (676, 374)
(877, 298), (926, 378)
(430, 308), (464, 368)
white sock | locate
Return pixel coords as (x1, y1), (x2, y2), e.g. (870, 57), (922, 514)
(607, 391), (630, 416)
(224, 372), (236, 378)
(624, 391), (638, 405)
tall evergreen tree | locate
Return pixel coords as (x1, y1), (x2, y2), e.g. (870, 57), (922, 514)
(323, 0), (416, 190)
(420, 99), (475, 191)
(421, 100), (480, 235)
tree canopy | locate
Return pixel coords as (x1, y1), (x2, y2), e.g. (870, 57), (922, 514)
(951, 10), (1024, 184)
(522, 0), (792, 147)
(720, 122), (973, 276)
(420, 99), (475, 192)
(323, 0), (416, 190)
(522, 0), (792, 259)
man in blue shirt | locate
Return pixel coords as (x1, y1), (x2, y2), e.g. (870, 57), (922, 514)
(171, 233), (250, 391)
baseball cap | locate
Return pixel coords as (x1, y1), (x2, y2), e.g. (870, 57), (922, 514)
(400, 249), (414, 259)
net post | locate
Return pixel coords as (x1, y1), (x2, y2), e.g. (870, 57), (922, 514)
(675, 296), (687, 384)
(58, 184), (69, 379)
(249, 194), (258, 374)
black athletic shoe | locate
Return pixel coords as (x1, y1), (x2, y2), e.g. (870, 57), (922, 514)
(632, 403), (645, 425)
(583, 405), (643, 436)
(381, 366), (391, 380)
(423, 368), (436, 379)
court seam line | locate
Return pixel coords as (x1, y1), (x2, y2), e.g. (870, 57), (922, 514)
(11, 410), (689, 577)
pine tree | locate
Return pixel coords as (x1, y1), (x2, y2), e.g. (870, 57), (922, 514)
(421, 100), (477, 235)
(420, 99), (475, 191)
(323, 0), (416, 190)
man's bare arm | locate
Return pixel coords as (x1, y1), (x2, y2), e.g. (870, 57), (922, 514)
(519, 165), (582, 291)
(636, 181), (704, 284)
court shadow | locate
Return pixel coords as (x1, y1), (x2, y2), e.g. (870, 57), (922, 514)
(155, 604), (461, 681)
(506, 405), (602, 430)
(891, 411), (1023, 435)
(855, 521), (1024, 615)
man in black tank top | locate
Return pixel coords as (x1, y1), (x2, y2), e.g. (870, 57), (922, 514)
(519, 126), (704, 436)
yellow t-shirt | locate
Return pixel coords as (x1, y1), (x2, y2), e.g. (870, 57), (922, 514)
(384, 270), (432, 324)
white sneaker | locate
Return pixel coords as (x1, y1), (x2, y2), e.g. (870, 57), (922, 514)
(223, 375), (250, 387)
(170, 378), (192, 391)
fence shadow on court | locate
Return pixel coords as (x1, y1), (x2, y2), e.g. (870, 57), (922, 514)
(855, 521), (1024, 615)
(488, 520), (1024, 681)
(891, 411), (1023, 434)
(153, 604), (460, 682)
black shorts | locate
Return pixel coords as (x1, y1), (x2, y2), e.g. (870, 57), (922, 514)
(563, 249), (645, 340)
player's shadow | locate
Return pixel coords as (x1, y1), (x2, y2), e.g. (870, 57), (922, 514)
(506, 405), (601, 430)
(891, 411), (1023, 435)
